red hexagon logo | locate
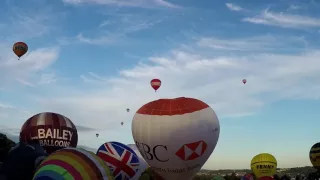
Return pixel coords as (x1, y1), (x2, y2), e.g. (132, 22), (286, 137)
(175, 140), (207, 161)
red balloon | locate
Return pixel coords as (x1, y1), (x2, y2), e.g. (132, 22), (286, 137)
(13, 42), (28, 59)
(20, 112), (78, 154)
(259, 177), (274, 180)
(242, 79), (247, 84)
(150, 79), (161, 91)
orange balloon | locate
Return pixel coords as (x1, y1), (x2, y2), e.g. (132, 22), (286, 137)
(13, 42), (28, 58)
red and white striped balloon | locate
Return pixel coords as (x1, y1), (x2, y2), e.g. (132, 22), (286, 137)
(150, 79), (161, 92)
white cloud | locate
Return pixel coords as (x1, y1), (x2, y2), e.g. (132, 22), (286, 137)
(31, 35), (320, 130)
(287, 4), (302, 11)
(197, 35), (307, 51)
(62, 0), (181, 9)
(225, 3), (244, 12)
(76, 33), (121, 45)
(0, 2), (61, 41)
(243, 9), (320, 29)
(0, 47), (60, 87)
(77, 14), (164, 44)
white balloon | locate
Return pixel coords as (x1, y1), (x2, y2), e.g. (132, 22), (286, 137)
(132, 97), (220, 180)
(127, 144), (149, 180)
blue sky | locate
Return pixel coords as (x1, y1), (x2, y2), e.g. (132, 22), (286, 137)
(0, 0), (320, 170)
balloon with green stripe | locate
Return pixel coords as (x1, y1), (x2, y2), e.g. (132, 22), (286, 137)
(33, 147), (114, 180)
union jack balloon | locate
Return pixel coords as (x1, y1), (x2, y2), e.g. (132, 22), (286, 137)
(97, 141), (140, 180)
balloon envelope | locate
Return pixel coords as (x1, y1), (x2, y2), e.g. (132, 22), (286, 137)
(251, 153), (277, 178)
(97, 142), (140, 180)
(127, 144), (149, 180)
(259, 176), (274, 180)
(150, 79), (161, 91)
(241, 173), (254, 180)
(20, 112), (78, 154)
(33, 147), (114, 180)
(132, 97), (220, 180)
(310, 142), (320, 171)
(242, 79), (247, 84)
(13, 42), (28, 58)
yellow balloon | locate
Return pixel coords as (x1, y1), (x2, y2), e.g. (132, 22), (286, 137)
(250, 153), (277, 178)
(310, 142), (320, 171)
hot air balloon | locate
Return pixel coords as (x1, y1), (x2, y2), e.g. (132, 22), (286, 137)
(132, 97), (220, 180)
(150, 79), (161, 92)
(121, 122), (124, 126)
(96, 133), (99, 137)
(20, 112), (78, 154)
(33, 147), (115, 180)
(259, 177), (274, 180)
(96, 142), (140, 180)
(127, 144), (149, 180)
(251, 153), (277, 179)
(13, 42), (28, 60)
(310, 142), (320, 171)
(242, 79), (247, 84)
(241, 173), (254, 180)
(126, 108), (130, 112)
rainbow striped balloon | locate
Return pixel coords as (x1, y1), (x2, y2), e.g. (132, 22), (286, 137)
(33, 147), (115, 180)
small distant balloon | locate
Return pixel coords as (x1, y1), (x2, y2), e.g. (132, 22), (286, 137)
(13, 42), (28, 60)
(121, 122), (124, 126)
(126, 108), (130, 112)
(150, 79), (161, 92)
(242, 79), (247, 84)
(96, 133), (99, 137)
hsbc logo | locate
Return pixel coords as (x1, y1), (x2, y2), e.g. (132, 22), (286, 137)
(175, 140), (207, 161)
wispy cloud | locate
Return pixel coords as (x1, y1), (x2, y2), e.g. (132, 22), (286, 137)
(62, 0), (181, 9)
(80, 72), (107, 83)
(197, 35), (307, 52)
(76, 33), (122, 45)
(243, 9), (320, 29)
(77, 14), (164, 45)
(0, 2), (61, 41)
(99, 20), (113, 27)
(225, 3), (245, 12)
(0, 47), (60, 87)
(287, 4), (302, 11)
(15, 78), (34, 87)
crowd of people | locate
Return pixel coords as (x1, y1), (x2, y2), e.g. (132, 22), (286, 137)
(0, 133), (48, 180)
